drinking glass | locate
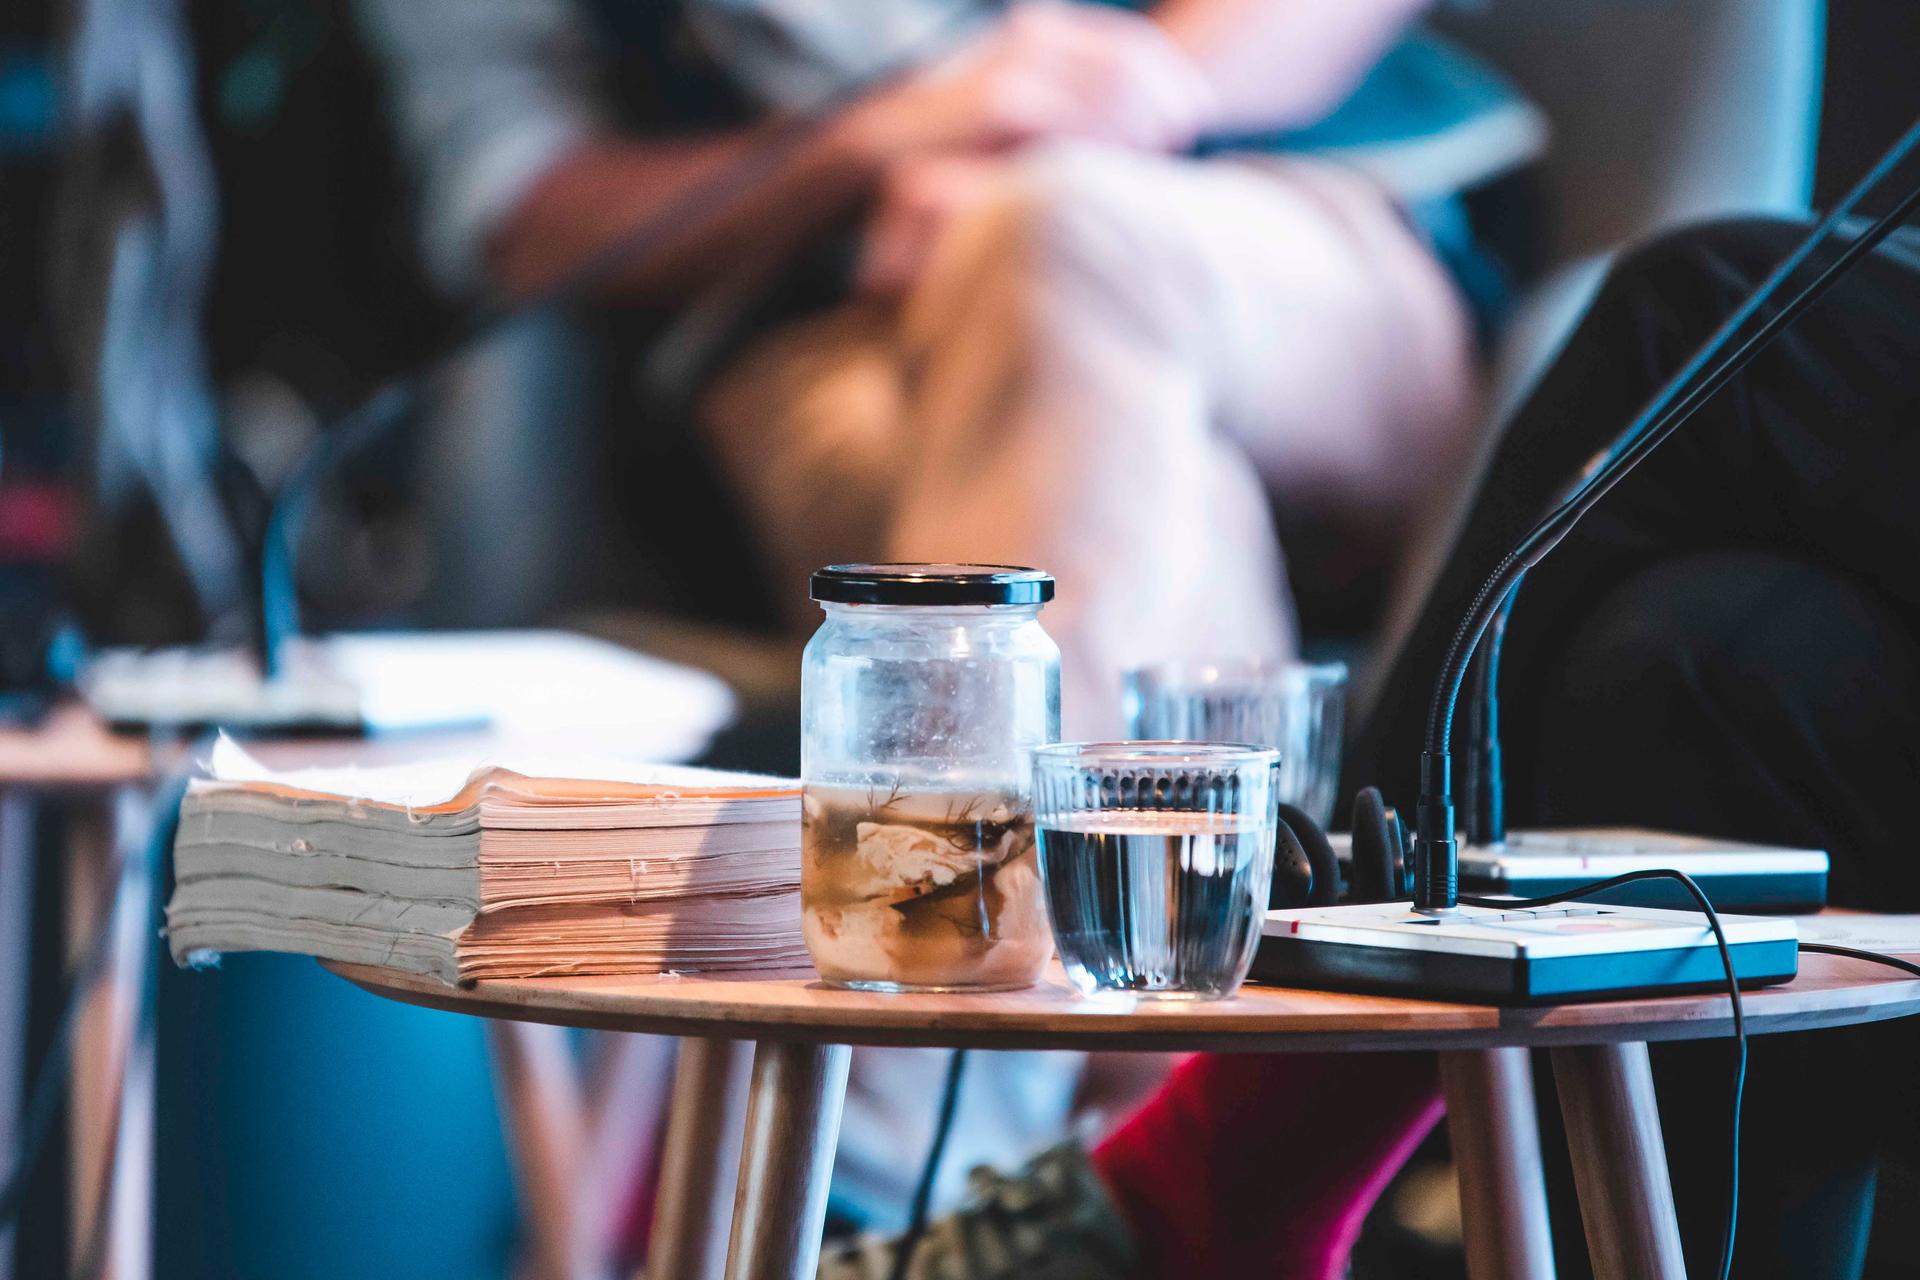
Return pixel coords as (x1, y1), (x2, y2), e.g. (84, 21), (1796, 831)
(1122, 660), (1347, 827)
(1033, 742), (1278, 1000)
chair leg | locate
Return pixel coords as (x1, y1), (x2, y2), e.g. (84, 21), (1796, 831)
(1550, 1041), (1686, 1280)
(1440, 1047), (1556, 1280)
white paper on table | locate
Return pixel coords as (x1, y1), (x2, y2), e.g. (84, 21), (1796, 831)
(1792, 914), (1920, 956)
(204, 735), (793, 811)
(83, 629), (740, 755)
(319, 630), (735, 743)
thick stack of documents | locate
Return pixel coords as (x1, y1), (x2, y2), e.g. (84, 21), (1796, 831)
(167, 740), (805, 983)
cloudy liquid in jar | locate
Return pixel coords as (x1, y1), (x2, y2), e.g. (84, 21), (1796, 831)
(801, 782), (1051, 991)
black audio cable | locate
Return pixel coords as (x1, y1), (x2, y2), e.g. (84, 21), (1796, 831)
(888, 1048), (970, 1280)
(1797, 942), (1920, 980)
(1461, 869), (1743, 1280)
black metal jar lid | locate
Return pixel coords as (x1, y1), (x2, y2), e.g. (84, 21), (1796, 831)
(809, 563), (1055, 606)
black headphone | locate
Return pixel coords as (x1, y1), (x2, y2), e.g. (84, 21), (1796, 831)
(1270, 787), (1410, 909)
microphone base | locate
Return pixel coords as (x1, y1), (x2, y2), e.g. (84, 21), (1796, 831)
(1251, 901), (1798, 1005)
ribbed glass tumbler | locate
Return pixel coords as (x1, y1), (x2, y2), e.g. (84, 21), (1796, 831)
(1033, 743), (1279, 1000)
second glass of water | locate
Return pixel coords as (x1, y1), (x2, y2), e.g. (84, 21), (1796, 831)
(1033, 743), (1278, 1000)
(1123, 659), (1346, 828)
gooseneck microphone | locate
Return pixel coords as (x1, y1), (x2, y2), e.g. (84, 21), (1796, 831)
(1413, 114), (1920, 912)
(1242, 116), (1920, 1280)
(1459, 114), (1920, 854)
(1461, 596), (1507, 847)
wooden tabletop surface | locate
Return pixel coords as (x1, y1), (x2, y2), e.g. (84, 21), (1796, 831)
(25, 701), (1915, 1053)
(327, 951), (1920, 1053)
(0, 704), (156, 789)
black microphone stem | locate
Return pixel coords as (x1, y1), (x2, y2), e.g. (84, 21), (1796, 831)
(1450, 114), (1920, 878)
(1463, 584), (1513, 847)
(254, 383), (418, 675)
(1417, 119), (1920, 911)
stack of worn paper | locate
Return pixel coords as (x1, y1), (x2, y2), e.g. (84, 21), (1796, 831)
(167, 740), (805, 983)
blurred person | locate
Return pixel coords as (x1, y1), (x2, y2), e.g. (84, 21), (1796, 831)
(353, 0), (1537, 1250)
(354, 0), (1539, 738)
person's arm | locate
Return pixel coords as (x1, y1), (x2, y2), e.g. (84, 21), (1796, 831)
(352, 0), (1052, 303)
(488, 5), (1216, 304)
(354, 0), (613, 296)
(486, 124), (871, 302)
(359, 0), (1222, 306)
(1152, 0), (1433, 134)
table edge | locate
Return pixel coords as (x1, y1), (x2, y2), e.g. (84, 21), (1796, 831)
(324, 957), (1920, 1053)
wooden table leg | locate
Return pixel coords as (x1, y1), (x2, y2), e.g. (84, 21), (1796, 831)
(1441, 1048), (1556, 1280)
(1550, 1042), (1685, 1280)
(648, 1038), (754, 1280)
(67, 787), (155, 1280)
(723, 1042), (851, 1280)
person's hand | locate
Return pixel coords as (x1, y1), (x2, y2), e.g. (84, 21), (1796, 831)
(839, 3), (1220, 163)
(843, 4), (1219, 297)
(856, 154), (1010, 298)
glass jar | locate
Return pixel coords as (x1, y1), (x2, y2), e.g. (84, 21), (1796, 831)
(801, 564), (1060, 992)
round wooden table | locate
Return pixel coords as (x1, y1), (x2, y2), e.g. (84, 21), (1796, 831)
(329, 952), (1920, 1280)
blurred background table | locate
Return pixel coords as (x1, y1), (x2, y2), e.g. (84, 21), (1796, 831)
(0, 705), (168, 1280)
(332, 949), (1920, 1280)
(0, 646), (750, 1280)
